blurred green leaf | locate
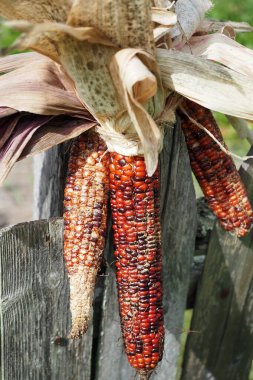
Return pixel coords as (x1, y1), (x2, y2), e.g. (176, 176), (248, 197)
(0, 22), (20, 54)
(208, 3), (253, 49)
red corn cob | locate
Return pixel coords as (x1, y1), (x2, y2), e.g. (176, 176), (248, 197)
(64, 130), (109, 338)
(109, 153), (164, 379)
(180, 99), (253, 237)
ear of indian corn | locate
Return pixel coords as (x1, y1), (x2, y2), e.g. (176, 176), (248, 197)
(180, 99), (253, 237)
(64, 130), (109, 338)
(109, 153), (164, 379)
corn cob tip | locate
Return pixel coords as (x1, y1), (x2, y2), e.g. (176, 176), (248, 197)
(68, 268), (96, 339)
(138, 369), (153, 380)
(70, 321), (89, 340)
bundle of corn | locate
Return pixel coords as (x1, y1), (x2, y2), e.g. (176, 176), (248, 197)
(0, 0), (253, 378)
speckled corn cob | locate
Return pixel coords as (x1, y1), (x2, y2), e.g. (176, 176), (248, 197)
(180, 99), (253, 237)
(109, 153), (164, 379)
(64, 130), (109, 338)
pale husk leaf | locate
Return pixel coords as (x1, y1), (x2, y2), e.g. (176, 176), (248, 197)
(151, 7), (177, 43)
(154, 26), (173, 43)
(182, 33), (253, 77)
(19, 118), (96, 159)
(0, 51), (48, 72)
(151, 9), (177, 26)
(199, 19), (253, 34)
(0, 107), (17, 118)
(171, 0), (213, 43)
(0, 54), (86, 116)
(157, 48), (253, 121)
(0, 114), (95, 185)
(153, 1), (173, 8)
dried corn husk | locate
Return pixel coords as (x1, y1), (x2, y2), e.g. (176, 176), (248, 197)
(0, 107), (17, 118)
(0, 113), (20, 149)
(0, 49), (96, 184)
(171, 0), (212, 43)
(157, 48), (253, 121)
(152, 8), (177, 26)
(152, 6), (177, 43)
(3, 0), (166, 176)
(0, 0), (71, 22)
(182, 33), (253, 77)
(199, 19), (253, 34)
(153, 1), (173, 8)
(0, 115), (52, 182)
(0, 52), (87, 116)
(19, 118), (97, 159)
(0, 110), (96, 184)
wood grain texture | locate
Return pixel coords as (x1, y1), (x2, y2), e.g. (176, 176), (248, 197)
(159, 121), (197, 380)
(95, 121), (197, 380)
(0, 218), (92, 380)
(33, 143), (70, 220)
(181, 148), (253, 380)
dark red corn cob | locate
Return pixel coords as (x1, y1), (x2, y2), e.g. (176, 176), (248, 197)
(109, 153), (164, 379)
(180, 99), (253, 237)
(64, 130), (109, 338)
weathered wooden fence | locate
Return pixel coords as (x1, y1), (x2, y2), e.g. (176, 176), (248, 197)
(182, 146), (253, 380)
(1, 123), (253, 379)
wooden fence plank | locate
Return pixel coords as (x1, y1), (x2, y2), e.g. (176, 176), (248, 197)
(95, 231), (135, 380)
(0, 218), (92, 380)
(159, 122), (197, 380)
(181, 149), (253, 380)
(33, 144), (69, 219)
(96, 122), (197, 379)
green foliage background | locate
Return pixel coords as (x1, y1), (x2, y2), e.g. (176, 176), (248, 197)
(0, 24), (19, 52)
(209, 1), (253, 49)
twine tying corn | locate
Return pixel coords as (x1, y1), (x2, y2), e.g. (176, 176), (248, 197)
(63, 130), (110, 338)
(180, 100), (253, 237)
(109, 153), (164, 378)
